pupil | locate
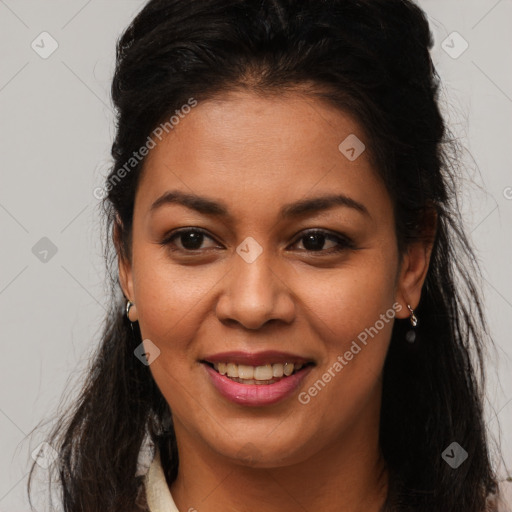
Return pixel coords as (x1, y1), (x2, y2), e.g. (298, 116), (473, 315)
(182, 231), (203, 250)
(304, 234), (325, 251)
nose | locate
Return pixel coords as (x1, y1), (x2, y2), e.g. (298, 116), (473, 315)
(215, 248), (296, 330)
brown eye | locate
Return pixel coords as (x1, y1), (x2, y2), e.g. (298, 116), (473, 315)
(161, 228), (219, 251)
(292, 230), (355, 253)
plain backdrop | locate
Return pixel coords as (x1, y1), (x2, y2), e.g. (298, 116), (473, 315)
(1, 1), (511, 509)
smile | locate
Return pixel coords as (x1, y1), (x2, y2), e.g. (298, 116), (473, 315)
(200, 351), (315, 406)
(208, 362), (307, 385)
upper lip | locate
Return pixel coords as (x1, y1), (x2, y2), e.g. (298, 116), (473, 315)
(201, 350), (315, 367)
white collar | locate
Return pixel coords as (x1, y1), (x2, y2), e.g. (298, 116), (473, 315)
(144, 449), (180, 512)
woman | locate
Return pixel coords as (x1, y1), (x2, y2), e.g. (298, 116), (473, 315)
(28, 0), (510, 511)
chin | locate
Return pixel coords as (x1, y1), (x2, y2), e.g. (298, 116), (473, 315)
(211, 434), (315, 469)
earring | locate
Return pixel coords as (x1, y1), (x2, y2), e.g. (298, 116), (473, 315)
(126, 300), (137, 323)
(407, 304), (418, 326)
(405, 304), (418, 343)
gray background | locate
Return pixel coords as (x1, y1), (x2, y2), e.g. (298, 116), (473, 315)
(1, 0), (511, 509)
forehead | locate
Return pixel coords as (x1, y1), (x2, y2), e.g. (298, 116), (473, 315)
(135, 90), (391, 223)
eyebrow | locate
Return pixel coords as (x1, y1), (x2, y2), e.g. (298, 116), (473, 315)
(149, 189), (370, 219)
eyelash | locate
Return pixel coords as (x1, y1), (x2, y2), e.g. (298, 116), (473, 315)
(160, 227), (356, 255)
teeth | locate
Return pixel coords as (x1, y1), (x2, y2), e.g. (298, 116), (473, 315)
(212, 362), (305, 380)
(283, 362), (294, 376)
(237, 365), (254, 379)
(272, 364), (284, 378)
(254, 364), (273, 380)
(226, 363), (238, 378)
(230, 377), (276, 385)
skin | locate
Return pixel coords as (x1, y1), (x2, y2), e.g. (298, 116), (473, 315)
(118, 90), (434, 512)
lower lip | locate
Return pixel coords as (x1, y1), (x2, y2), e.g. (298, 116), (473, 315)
(203, 363), (313, 407)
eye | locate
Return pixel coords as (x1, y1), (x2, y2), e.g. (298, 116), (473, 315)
(290, 229), (355, 254)
(160, 228), (220, 252)
(160, 227), (355, 255)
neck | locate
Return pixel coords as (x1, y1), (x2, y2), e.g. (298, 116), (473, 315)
(169, 393), (388, 512)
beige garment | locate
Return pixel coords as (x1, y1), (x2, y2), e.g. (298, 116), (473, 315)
(144, 449), (180, 512)
(496, 478), (512, 512)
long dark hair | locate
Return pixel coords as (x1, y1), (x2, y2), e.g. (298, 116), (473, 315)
(27, 1), (503, 510)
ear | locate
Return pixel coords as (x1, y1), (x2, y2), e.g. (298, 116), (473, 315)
(394, 210), (437, 319)
(114, 215), (134, 303)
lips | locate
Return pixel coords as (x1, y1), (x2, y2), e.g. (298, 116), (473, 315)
(200, 350), (315, 406)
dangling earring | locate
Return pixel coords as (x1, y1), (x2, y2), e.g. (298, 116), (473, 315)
(405, 304), (418, 343)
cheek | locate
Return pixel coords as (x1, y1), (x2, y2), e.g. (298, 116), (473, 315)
(294, 246), (398, 409)
(302, 250), (398, 346)
(130, 251), (216, 413)
(131, 247), (219, 345)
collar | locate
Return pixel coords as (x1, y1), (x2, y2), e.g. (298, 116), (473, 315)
(144, 449), (180, 512)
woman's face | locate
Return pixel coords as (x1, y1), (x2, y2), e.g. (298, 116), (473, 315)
(119, 90), (428, 467)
